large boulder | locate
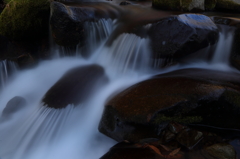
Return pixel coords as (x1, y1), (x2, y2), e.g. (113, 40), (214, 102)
(152, 0), (205, 12)
(148, 14), (219, 67)
(42, 64), (109, 109)
(0, 0), (50, 41)
(50, 1), (120, 46)
(99, 68), (240, 142)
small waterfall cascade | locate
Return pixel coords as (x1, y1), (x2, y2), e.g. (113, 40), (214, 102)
(52, 19), (115, 58)
(211, 25), (236, 66)
(0, 18), (152, 159)
(92, 33), (152, 78)
(0, 5), (239, 159)
(0, 60), (18, 89)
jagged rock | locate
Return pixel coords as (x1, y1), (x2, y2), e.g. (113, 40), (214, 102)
(152, 0), (205, 12)
(148, 14), (219, 67)
(42, 64), (109, 109)
(98, 68), (240, 142)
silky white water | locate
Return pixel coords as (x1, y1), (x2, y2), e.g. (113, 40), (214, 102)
(0, 16), (238, 159)
(0, 18), (153, 159)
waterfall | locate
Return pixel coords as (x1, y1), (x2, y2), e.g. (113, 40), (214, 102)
(0, 60), (18, 90)
(0, 18), (153, 159)
(52, 19), (115, 58)
(211, 25), (236, 66)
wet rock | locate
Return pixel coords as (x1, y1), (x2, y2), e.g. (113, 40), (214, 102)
(98, 68), (240, 142)
(176, 128), (203, 149)
(0, 96), (27, 121)
(50, 1), (119, 46)
(42, 64), (109, 109)
(216, 0), (240, 12)
(0, 0), (50, 41)
(152, 0), (205, 12)
(148, 14), (219, 67)
(202, 143), (236, 159)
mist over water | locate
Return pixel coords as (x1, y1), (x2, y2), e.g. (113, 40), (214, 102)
(0, 12), (238, 159)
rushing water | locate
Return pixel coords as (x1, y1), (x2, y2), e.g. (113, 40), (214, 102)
(0, 7), (239, 159)
(0, 18), (153, 159)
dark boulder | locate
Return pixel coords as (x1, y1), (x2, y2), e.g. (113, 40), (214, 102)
(99, 68), (240, 142)
(42, 64), (109, 109)
(0, 96), (27, 122)
(148, 14), (219, 67)
(50, 1), (120, 46)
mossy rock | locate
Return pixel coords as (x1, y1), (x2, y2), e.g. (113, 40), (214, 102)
(215, 0), (240, 12)
(0, 0), (50, 41)
(205, 0), (217, 10)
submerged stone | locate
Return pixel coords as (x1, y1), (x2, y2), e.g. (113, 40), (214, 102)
(99, 68), (240, 142)
(42, 64), (109, 109)
(0, 96), (27, 121)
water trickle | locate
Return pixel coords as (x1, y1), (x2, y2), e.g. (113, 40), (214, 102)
(92, 33), (152, 78)
(212, 25), (236, 66)
(0, 60), (18, 90)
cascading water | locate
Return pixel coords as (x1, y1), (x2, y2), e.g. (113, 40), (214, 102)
(211, 25), (236, 66)
(0, 60), (18, 90)
(0, 18), (153, 159)
(0, 4), (239, 159)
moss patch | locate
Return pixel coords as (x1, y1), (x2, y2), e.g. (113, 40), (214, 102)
(0, 0), (50, 41)
(222, 90), (240, 107)
(205, 0), (217, 10)
(3, 0), (11, 4)
(153, 114), (202, 125)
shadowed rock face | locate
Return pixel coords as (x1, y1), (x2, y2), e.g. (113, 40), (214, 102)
(0, 96), (27, 122)
(99, 68), (240, 142)
(148, 14), (219, 64)
(42, 64), (109, 109)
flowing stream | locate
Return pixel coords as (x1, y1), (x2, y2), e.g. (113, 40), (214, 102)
(0, 11), (238, 159)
